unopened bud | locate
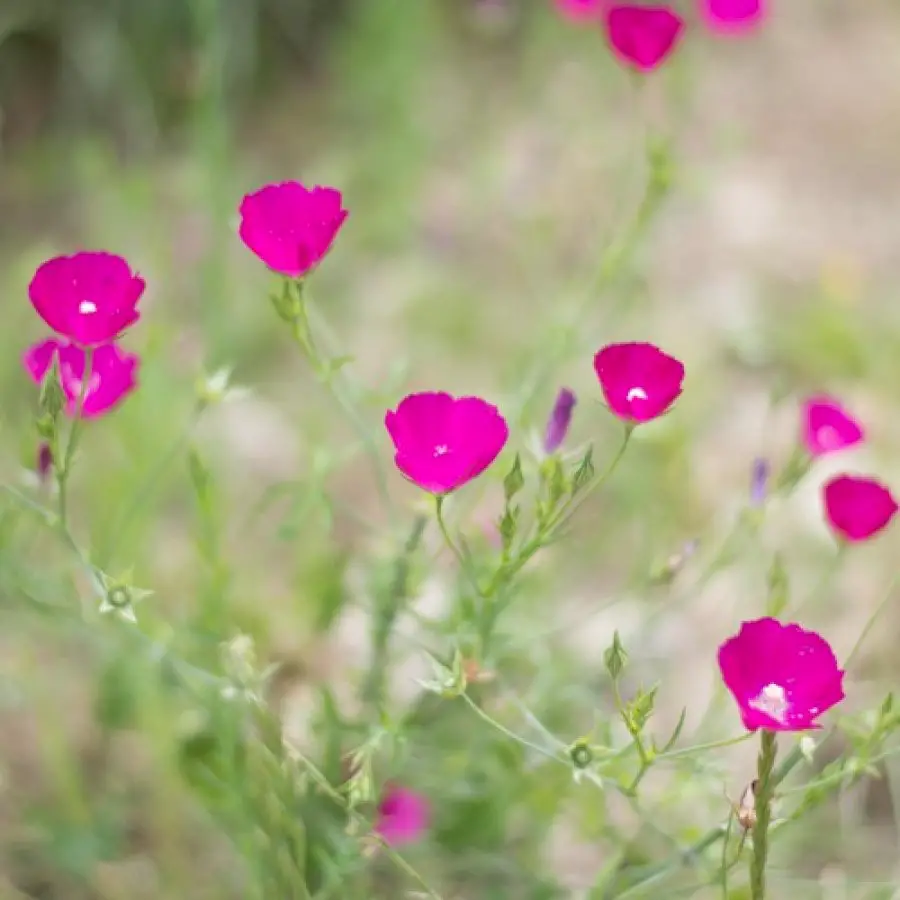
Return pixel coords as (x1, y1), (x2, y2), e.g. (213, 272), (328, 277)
(543, 388), (577, 455)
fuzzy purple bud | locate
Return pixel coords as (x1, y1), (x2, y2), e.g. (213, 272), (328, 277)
(36, 443), (53, 483)
(543, 388), (577, 454)
(750, 457), (769, 507)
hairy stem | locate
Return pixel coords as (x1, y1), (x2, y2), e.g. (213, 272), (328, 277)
(750, 729), (777, 899)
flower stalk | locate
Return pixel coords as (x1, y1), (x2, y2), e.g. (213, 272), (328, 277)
(750, 728), (777, 899)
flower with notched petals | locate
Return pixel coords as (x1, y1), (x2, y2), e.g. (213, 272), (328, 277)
(802, 395), (864, 458)
(823, 474), (898, 543)
(604, 4), (684, 73)
(28, 252), (144, 346)
(718, 617), (845, 732)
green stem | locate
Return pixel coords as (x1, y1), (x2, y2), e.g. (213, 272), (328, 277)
(750, 729), (777, 900)
(56, 347), (94, 529)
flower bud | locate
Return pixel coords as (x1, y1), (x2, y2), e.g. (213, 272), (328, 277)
(543, 388), (576, 454)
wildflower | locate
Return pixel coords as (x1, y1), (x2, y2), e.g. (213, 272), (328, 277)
(374, 785), (429, 846)
(823, 474), (898, 543)
(543, 387), (577, 454)
(604, 4), (685, 73)
(24, 339), (139, 418)
(555, 0), (605, 22)
(699, 0), (765, 34)
(802, 395), (865, 458)
(718, 617), (845, 732)
(36, 443), (53, 483)
(750, 458), (769, 506)
(593, 341), (685, 423)
(28, 251), (145, 346)
(385, 391), (509, 494)
(238, 181), (348, 278)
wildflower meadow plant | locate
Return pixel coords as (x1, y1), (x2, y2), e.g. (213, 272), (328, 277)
(3, 7), (900, 900)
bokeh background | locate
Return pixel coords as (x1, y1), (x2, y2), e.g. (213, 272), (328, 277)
(2, 0), (900, 896)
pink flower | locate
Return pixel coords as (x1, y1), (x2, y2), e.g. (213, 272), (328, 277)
(593, 341), (685, 423)
(238, 181), (348, 278)
(802, 395), (864, 458)
(24, 339), (140, 418)
(374, 785), (429, 846)
(699, 0), (765, 34)
(718, 617), (845, 732)
(604, 4), (684, 73)
(28, 252), (145, 347)
(555, 0), (606, 22)
(823, 474), (898, 543)
(385, 391), (509, 495)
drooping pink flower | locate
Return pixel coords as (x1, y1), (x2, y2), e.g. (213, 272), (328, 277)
(604, 4), (684, 73)
(555, 0), (606, 22)
(802, 395), (865, 458)
(23, 339), (139, 418)
(374, 785), (429, 846)
(699, 0), (765, 34)
(386, 392), (509, 495)
(238, 181), (349, 278)
(823, 474), (898, 543)
(593, 341), (685, 423)
(28, 252), (145, 347)
(543, 387), (577, 454)
(718, 617), (845, 732)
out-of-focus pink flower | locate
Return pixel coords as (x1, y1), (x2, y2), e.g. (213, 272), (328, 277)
(543, 387), (577, 454)
(604, 4), (684, 72)
(24, 339), (140, 418)
(555, 0), (606, 22)
(385, 391), (509, 495)
(802, 395), (864, 458)
(28, 252), (144, 347)
(238, 181), (348, 278)
(593, 341), (685, 423)
(699, 0), (765, 34)
(823, 474), (898, 543)
(374, 785), (429, 846)
(718, 617), (845, 732)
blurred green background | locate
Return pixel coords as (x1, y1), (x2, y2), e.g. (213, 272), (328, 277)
(2, 0), (900, 896)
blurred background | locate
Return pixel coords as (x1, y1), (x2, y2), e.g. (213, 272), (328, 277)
(2, 0), (900, 896)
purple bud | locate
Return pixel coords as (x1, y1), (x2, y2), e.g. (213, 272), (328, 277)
(750, 458), (769, 507)
(543, 388), (577, 454)
(37, 443), (53, 483)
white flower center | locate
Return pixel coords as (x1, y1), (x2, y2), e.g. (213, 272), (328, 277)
(816, 425), (840, 449)
(748, 682), (788, 724)
(626, 386), (648, 403)
(433, 444), (449, 458)
(79, 300), (98, 315)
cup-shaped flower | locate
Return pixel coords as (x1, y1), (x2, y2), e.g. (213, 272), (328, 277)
(238, 181), (349, 278)
(24, 339), (139, 418)
(555, 0), (605, 22)
(28, 252), (144, 347)
(385, 392), (509, 495)
(543, 387), (577, 454)
(593, 341), (685, 423)
(802, 395), (864, 458)
(604, 4), (685, 73)
(823, 474), (898, 543)
(718, 617), (845, 732)
(374, 785), (429, 846)
(699, 0), (764, 34)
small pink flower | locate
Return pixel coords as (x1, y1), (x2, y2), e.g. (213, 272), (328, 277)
(385, 391), (509, 495)
(238, 181), (348, 278)
(718, 617), (845, 732)
(802, 395), (864, 458)
(593, 341), (685, 423)
(699, 0), (765, 34)
(28, 252), (145, 347)
(823, 474), (898, 543)
(604, 4), (685, 73)
(24, 339), (140, 418)
(555, 0), (606, 22)
(374, 785), (429, 846)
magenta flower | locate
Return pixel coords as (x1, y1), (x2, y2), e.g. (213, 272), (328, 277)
(374, 785), (429, 846)
(593, 341), (685, 424)
(28, 252), (144, 347)
(24, 339), (140, 418)
(555, 0), (606, 22)
(385, 391), (509, 495)
(238, 181), (349, 278)
(823, 474), (898, 543)
(699, 0), (764, 34)
(718, 618), (845, 732)
(543, 387), (577, 454)
(802, 395), (864, 458)
(604, 4), (684, 73)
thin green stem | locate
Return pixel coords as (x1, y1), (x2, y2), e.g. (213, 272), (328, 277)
(56, 347), (93, 529)
(844, 572), (899, 671)
(750, 729), (777, 900)
(657, 731), (753, 762)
